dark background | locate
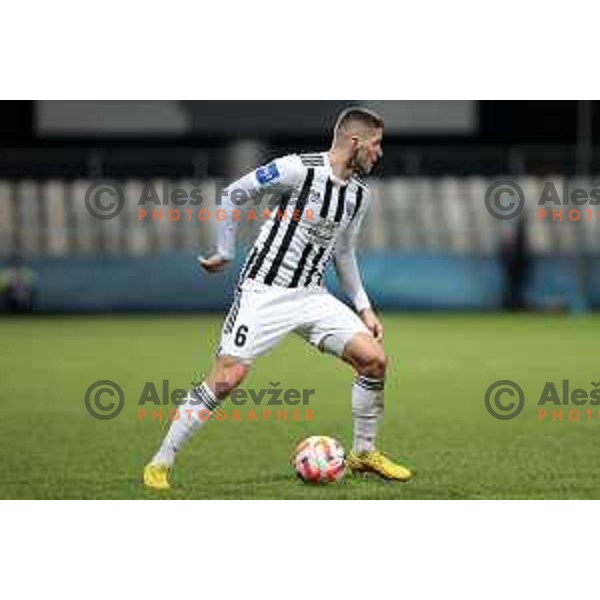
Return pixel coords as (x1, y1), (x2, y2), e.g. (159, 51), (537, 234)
(0, 101), (598, 178)
(1, 100), (598, 143)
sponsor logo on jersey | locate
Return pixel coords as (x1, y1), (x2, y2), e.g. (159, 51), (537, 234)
(307, 219), (337, 244)
(255, 163), (281, 185)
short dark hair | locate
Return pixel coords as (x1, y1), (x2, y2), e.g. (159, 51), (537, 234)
(334, 106), (384, 137)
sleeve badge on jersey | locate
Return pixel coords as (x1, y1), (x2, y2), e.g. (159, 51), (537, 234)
(255, 162), (280, 185)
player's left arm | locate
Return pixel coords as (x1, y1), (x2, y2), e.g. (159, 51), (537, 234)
(333, 194), (383, 342)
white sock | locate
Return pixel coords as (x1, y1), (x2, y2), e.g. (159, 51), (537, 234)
(152, 382), (219, 467)
(352, 375), (385, 454)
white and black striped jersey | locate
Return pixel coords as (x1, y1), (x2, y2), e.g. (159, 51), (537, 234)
(216, 152), (371, 312)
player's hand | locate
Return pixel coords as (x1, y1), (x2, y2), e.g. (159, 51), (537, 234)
(359, 308), (384, 342)
(198, 254), (231, 274)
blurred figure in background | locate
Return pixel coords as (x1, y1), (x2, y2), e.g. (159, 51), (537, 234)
(0, 256), (34, 313)
(499, 214), (530, 311)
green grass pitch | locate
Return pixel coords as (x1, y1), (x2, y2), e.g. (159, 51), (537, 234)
(1, 313), (599, 499)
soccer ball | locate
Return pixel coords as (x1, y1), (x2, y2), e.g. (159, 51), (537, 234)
(292, 436), (346, 483)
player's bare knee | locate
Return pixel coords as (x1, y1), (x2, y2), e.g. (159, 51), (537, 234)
(219, 364), (249, 397)
(343, 334), (387, 379)
(355, 347), (387, 379)
(209, 357), (250, 399)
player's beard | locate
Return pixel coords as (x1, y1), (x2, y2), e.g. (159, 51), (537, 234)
(350, 146), (371, 177)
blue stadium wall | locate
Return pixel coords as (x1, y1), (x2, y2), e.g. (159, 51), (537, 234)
(1, 252), (598, 312)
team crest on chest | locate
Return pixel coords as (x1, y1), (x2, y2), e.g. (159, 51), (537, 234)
(308, 189), (321, 204)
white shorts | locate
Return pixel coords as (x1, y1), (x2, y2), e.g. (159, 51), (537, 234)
(217, 279), (370, 363)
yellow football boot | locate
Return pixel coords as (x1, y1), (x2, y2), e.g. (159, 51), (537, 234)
(346, 450), (413, 482)
(143, 463), (171, 491)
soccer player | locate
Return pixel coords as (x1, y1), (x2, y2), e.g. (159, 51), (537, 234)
(144, 107), (413, 489)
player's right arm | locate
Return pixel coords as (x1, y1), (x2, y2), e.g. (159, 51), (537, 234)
(199, 155), (304, 273)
